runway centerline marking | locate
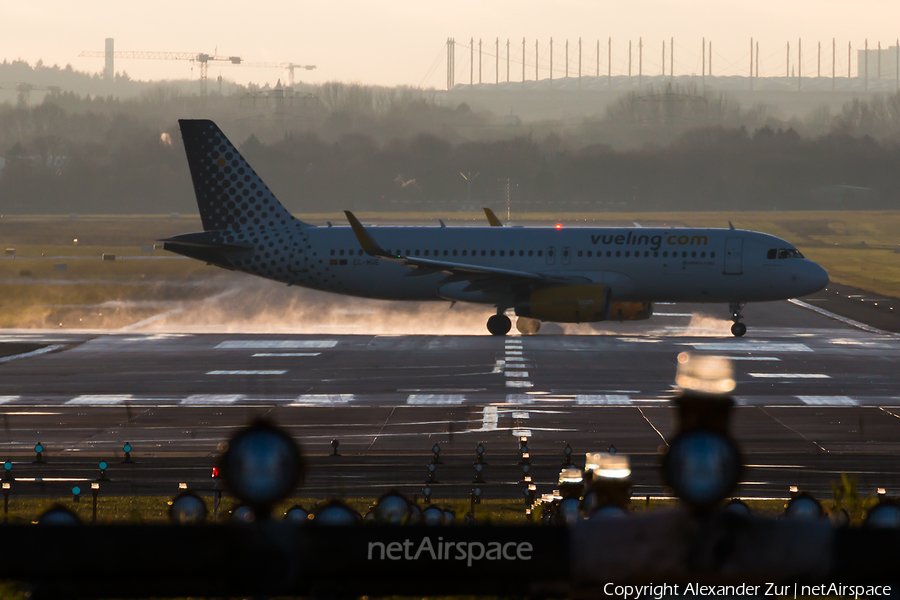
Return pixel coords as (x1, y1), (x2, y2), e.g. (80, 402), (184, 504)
(252, 353), (321, 357)
(505, 394), (534, 405)
(207, 370), (287, 375)
(506, 381), (534, 388)
(215, 340), (338, 349)
(576, 394), (632, 405)
(749, 373), (830, 379)
(181, 394), (244, 405)
(289, 394), (354, 406)
(504, 351), (523, 356)
(505, 371), (530, 378)
(406, 394), (465, 405)
(67, 394), (133, 405)
(797, 396), (857, 406)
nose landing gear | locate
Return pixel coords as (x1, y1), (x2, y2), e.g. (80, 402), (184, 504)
(487, 314), (512, 336)
(729, 302), (747, 337)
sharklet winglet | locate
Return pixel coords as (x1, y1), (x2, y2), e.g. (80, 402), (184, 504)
(345, 211), (387, 256)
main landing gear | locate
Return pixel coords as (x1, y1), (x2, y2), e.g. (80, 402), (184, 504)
(487, 314), (512, 336)
(729, 301), (747, 337)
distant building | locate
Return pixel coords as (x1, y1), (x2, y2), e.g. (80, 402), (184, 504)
(808, 185), (876, 208)
(857, 45), (900, 80)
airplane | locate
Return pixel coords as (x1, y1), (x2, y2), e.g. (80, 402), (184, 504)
(163, 119), (829, 337)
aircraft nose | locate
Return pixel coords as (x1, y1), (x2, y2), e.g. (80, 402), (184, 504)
(801, 261), (829, 295)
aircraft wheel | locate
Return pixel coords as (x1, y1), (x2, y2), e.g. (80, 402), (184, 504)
(515, 317), (541, 335)
(731, 322), (747, 337)
(487, 314), (512, 336)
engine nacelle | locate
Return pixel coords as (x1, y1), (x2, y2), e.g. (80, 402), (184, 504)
(515, 285), (611, 323)
(609, 301), (653, 321)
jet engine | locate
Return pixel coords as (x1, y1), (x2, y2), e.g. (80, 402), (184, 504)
(609, 301), (653, 321)
(514, 285), (611, 323)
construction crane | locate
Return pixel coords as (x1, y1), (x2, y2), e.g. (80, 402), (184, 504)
(0, 82), (61, 103)
(238, 63), (317, 87)
(78, 50), (242, 96)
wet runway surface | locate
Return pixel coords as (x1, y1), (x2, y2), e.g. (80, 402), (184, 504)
(1, 298), (899, 501)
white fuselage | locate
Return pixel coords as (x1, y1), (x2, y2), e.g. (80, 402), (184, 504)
(241, 225), (828, 305)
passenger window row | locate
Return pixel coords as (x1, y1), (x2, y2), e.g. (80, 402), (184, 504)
(330, 248), (716, 259)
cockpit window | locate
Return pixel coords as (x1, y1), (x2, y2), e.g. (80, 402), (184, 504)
(767, 249), (777, 259)
(777, 248), (804, 259)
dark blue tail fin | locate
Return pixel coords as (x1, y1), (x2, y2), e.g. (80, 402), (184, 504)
(178, 119), (312, 231)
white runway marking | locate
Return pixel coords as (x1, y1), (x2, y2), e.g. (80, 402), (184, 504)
(797, 396), (858, 406)
(691, 342), (812, 352)
(512, 428), (532, 437)
(789, 298), (892, 335)
(505, 394), (534, 405)
(656, 313), (695, 317)
(576, 394), (632, 405)
(406, 394), (465, 405)
(207, 370), (287, 375)
(505, 371), (530, 377)
(506, 380), (534, 388)
(216, 340), (338, 349)
(252, 353), (321, 357)
(720, 356), (781, 361)
(0, 344), (67, 364)
(472, 406), (498, 432)
(511, 411), (530, 419)
(67, 394), (133, 405)
(505, 356), (527, 362)
(504, 351), (523, 356)
(0, 397), (20, 404)
(290, 394), (354, 406)
(749, 373), (830, 379)
(181, 394), (245, 405)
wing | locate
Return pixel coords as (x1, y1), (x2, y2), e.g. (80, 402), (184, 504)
(344, 211), (589, 290)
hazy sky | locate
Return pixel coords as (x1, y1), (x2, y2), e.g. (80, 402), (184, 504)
(3, 1), (900, 88)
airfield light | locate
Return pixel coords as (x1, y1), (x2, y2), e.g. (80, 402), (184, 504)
(426, 462), (438, 483)
(211, 467), (219, 479)
(219, 419), (305, 516)
(789, 485), (799, 495)
(878, 487), (887, 496)
(72, 486), (81, 503)
(422, 505), (445, 526)
(473, 461), (485, 483)
(38, 504), (82, 526)
(122, 442), (133, 463)
(675, 353), (735, 396)
(284, 505), (310, 523)
(330, 439), (341, 457)
(169, 492), (207, 525)
(722, 499), (752, 516)
(783, 493), (825, 520)
(313, 500), (362, 526)
(562, 443), (573, 467)
(475, 443), (485, 463)
(473, 487), (483, 504)
(553, 497), (581, 525)
(555, 223), (562, 230)
(178, 482), (188, 490)
(373, 491), (412, 525)
(91, 482), (99, 490)
(431, 444), (442, 464)
(586, 453), (631, 480)
(34, 443), (44, 463)
(3, 461), (11, 481)
(1, 483), (8, 490)
(422, 486), (432, 503)
(230, 505), (255, 524)
(443, 509), (455, 525)
(865, 501), (900, 529)
(663, 430), (741, 509)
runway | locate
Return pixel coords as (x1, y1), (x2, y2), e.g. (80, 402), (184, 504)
(1, 293), (899, 503)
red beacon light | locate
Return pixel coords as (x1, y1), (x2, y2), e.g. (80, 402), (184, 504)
(555, 223), (562, 230)
(211, 467), (220, 479)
